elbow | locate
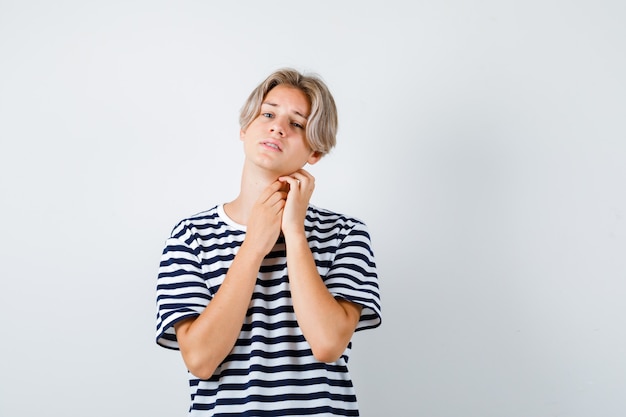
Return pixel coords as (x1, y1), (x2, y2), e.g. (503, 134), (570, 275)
(174, 319), (225, 379)
(189, 368), (216, 381)
(310, 342), (347, 363)
(185, 357), (219, 380)
(307, 300), (361, 363)
(181, 351), (220, 380)
(312, 350), (343, 364)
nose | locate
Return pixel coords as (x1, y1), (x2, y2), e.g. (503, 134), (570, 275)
(269, 117), (286, 137)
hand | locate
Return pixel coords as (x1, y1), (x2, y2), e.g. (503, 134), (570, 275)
(244, 180), (288, 257)
(279, 169), (315, 238)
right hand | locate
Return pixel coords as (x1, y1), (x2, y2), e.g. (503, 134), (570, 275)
(244, 180), (288, 257)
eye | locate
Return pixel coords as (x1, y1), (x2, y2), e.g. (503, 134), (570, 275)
(261, 112), (273, 118)
(291, 121), (304, 129)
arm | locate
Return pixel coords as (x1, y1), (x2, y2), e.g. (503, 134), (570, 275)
(174, 181), (287, 379)
(280, 170), (362, 363)
(284, 233), (362, 362)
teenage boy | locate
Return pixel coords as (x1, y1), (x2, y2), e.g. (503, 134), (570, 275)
(156, 68), (381, 416)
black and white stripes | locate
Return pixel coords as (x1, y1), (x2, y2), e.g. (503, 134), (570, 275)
(156, 204), (381, 416)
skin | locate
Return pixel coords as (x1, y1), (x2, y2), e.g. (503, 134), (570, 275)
(173, 85), (362, 379)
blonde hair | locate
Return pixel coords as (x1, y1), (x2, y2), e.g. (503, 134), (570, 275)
(239, 68), (338, 156)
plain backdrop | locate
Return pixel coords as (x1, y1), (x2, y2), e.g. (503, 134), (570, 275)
(1, 1), (625, 416)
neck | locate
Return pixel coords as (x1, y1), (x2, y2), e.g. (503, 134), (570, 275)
(224, 161), (280, 225)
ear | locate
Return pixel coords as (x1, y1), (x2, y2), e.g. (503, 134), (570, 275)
(307, 151), (323, 165)
(239, 129), (246, 141)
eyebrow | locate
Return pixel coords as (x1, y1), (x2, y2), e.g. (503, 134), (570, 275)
(261, 101), (309, 119)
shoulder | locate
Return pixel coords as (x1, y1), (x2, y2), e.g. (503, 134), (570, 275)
(306, 204), (372, 244)
(307, 204), (367, 228)
(168, 205), (233, 241)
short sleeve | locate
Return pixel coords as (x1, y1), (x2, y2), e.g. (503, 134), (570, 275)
(155, 236), (211, 350)
(325, 221), (382, 331)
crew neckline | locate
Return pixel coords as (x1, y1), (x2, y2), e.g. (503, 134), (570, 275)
(217, 203), (247, 231)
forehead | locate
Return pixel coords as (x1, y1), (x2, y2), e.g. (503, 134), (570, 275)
(263, 85), (311, 116)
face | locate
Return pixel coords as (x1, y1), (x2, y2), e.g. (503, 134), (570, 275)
(240, 85), (321, 177)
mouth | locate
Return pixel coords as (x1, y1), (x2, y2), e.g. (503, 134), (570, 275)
(261, 141), (282, 151)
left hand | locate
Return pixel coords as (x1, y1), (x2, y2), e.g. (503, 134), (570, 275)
(278, 169), (315, 238)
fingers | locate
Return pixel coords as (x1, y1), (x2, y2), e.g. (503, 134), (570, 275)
(279, 169), (315, 192)
(255, 171), (315, 216)
(250, 181), (288, 219)
(279, 176), (300, 192)
(265, 189), (287, 212)
(257, 180), (286, 204)
(261, 180), (283, 197)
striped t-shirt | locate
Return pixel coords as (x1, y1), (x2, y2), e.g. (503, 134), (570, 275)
(156, 204), (381, 416)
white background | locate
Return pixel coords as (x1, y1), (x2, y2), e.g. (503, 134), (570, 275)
(1, 1), (625, 416)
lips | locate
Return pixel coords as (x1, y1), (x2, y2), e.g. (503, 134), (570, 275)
(261, 140), (282, 151)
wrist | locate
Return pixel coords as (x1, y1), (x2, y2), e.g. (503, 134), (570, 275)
(239, 240), (271, 263)
(283, 228), (308, 246)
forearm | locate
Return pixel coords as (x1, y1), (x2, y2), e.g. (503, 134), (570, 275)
(285, 232), (361, 363)
(175, 242), (264, 378)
